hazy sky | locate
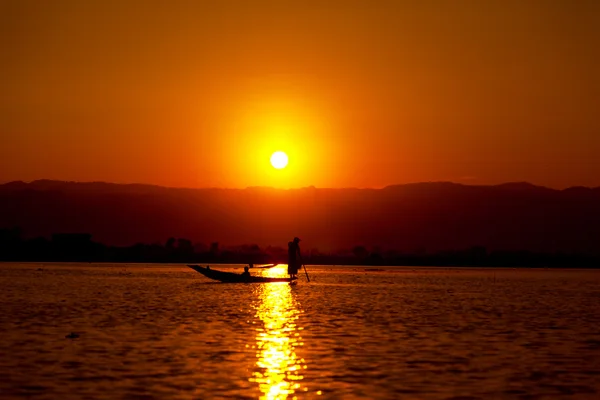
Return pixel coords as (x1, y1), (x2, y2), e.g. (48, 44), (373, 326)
(1, 0), (599, 188)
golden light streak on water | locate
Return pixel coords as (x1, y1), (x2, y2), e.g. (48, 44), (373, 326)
(250, 282), (305, 400)
(267, 264), (287, 275)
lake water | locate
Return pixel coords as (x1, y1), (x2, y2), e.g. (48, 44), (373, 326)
(1, 263), (599, 399)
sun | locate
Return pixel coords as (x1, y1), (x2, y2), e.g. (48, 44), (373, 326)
(270, 151), (288, 169)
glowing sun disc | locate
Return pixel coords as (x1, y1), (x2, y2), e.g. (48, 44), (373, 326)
(270, 151), (288, 169)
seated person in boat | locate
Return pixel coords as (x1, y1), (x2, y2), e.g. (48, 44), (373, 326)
(241, 266), (251, 279)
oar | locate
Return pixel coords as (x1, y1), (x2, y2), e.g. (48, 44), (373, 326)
(299, 255), (310, 282)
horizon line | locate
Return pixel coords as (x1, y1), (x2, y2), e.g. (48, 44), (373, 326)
(1, 178), (600, 191)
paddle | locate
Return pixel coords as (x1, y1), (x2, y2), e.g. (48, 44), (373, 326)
(299, 255), (310, 282)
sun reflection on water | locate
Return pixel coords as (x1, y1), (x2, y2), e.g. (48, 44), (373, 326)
(266, 264), (287, 275)
(250, 282), (305, 400)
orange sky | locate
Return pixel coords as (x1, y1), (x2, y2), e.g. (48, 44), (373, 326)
(1, 0), (599, 189)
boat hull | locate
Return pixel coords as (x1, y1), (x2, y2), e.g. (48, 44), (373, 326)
(188, 265), (296, 283)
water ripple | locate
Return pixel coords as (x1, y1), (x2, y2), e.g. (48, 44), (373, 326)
(1, 264), (599, 399)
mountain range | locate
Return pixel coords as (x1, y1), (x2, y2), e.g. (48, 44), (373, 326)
(1, 180), (599, 254)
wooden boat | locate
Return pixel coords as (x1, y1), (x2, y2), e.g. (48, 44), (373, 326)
(188, 265), (296, 283)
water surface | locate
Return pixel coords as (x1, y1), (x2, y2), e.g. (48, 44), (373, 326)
(1, 263), (599, 399)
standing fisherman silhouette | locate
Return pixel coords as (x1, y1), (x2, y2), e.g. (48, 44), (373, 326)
(287, 237), (301, 279)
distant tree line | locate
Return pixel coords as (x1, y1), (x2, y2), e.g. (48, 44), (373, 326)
(0, 227), (599, 267)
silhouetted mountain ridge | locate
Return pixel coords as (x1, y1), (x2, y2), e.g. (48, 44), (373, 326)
(1, 180), (599, 253)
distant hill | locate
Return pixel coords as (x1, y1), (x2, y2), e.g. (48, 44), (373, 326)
(1, 180), (599, 253)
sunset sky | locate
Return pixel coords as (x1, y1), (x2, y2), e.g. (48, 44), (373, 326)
(1, 0), (599, 189)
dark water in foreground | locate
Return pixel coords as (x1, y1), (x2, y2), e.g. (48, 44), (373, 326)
(1, 263), (600, 399)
